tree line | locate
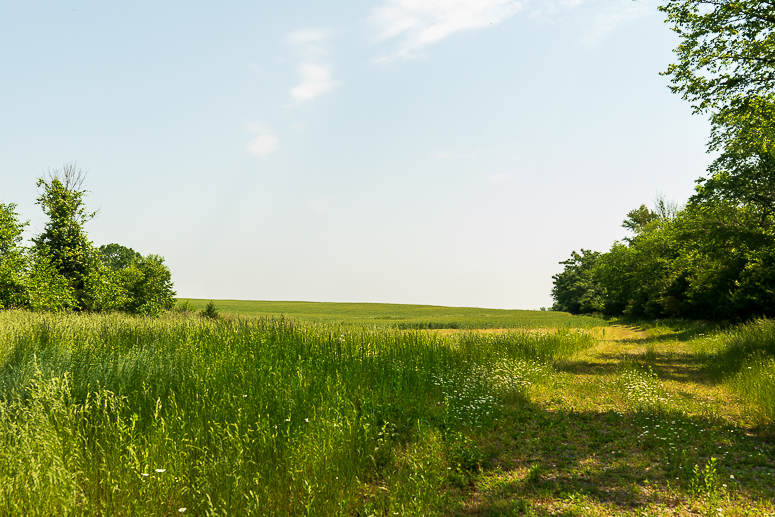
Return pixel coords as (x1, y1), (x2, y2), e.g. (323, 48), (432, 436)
(0, 164), (175, 315)
(552, 0), (775, 320)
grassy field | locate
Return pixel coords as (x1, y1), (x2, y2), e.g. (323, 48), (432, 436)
(176, 299), (603, 329)
(0, 307), (774, 516)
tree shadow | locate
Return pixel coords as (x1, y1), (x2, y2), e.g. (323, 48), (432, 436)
(449, 402), (775, 516)
(554, 351), (717, 385)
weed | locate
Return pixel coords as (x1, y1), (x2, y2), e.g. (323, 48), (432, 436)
(691, 456), (721, 499)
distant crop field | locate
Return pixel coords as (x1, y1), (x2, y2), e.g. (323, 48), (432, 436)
(177, 298), (603, 329)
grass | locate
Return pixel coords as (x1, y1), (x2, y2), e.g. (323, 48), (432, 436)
(176, 299), (603, 329)
(0, 308), (774, 515)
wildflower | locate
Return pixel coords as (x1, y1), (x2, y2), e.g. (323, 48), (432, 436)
(179, 508), (187, 513)
(155, 469), (166, 473)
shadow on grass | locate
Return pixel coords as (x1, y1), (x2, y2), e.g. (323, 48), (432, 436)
(448, 401), (775, 516)
(554, 351), (716, 385)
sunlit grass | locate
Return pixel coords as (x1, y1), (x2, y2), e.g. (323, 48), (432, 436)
(0, 310), (596, 516)
(1, 311), (774, 515)
(690, 318), (775, 428)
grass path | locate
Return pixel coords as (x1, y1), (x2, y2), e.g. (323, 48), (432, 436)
(445, 325), (775, 516)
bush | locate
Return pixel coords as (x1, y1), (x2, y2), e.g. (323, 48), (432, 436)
(201, 301), (220, 320)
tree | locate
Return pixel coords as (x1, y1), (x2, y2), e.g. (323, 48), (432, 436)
(97, 244), (176, 315)
(692, 97), (775, 220)
(25, 249), (78, 311)
(99, 243), (142, 271)
(597, 218), (686, 318)
(0, 167), (177, 315)
(661, 0), (775, 213)
(622, 204), (659, 236)
(0, 203), (29, 309)
(122, 254), (176, 315)
(551, 249), (604, 314)
(660, 0), (775, 115)
(32, 164), (98, 309)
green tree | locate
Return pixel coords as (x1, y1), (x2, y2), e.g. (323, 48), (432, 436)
(97, 244), (176, 315)
(32, 164), (98, 309)
(0, 203), (30, 309)
(676, 201), (775, 318)
(622, 204), (659, 236)
(597, 218), (686, 318)
(660, 0), (775, 115)
(99, 243), (142, 271)
(25, 249), (78, 311)
(551, 249), (604, 314)
(122, 254), (176, 315)
(662, 0), (775, 215)
(693, 98), (775, 220)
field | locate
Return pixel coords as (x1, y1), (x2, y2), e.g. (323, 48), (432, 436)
(176, 299), (604, 329)
(0, 304), (774, 516)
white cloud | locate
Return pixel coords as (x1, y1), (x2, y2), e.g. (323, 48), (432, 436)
(287, 28), (340, 103)
(245, 122), (279, 158)
(371, 0), (524, 61)
(291, 63), (339, 102)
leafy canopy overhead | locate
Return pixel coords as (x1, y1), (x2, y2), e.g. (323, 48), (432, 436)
(661, 0), (775, 216)
(660, 0), (775, 114)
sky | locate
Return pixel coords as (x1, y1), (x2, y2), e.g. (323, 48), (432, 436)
(0, 0), (713, 310)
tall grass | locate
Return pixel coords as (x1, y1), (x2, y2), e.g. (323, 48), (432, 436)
(693, 318), (775, 426)
(0, 311), (594, 516)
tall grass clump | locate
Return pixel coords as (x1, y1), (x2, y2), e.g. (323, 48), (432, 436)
(693, 318), (775, 426)
(0, 311), (593, 516)
(729, 355), (775, 426)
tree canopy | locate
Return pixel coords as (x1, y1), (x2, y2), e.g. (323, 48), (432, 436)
(0, 164), (176, 315)
(660, 0), (775, 114)
(551, 0), (775, 320)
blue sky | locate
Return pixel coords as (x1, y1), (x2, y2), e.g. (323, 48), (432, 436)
(1, 0), (711, 309)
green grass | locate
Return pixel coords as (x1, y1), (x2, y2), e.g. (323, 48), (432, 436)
(690, 318), (775, 427)
(1, 310), (774, 516)
(176, 299), (603, 329)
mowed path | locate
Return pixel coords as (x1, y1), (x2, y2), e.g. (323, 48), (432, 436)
(433, 325), (744, 425)
(447, 325), (774, 515)
(554, 325), (746, 428)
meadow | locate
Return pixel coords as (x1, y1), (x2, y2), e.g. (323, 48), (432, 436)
(176, 299), (604, 329)
(0, 304), (773, 516)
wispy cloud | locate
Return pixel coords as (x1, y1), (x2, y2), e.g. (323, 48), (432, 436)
(245, 122), (279, 158)
(287, 28), (340, 103)
(371, 0), (524, 61)
(579, 0), (657, 45)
